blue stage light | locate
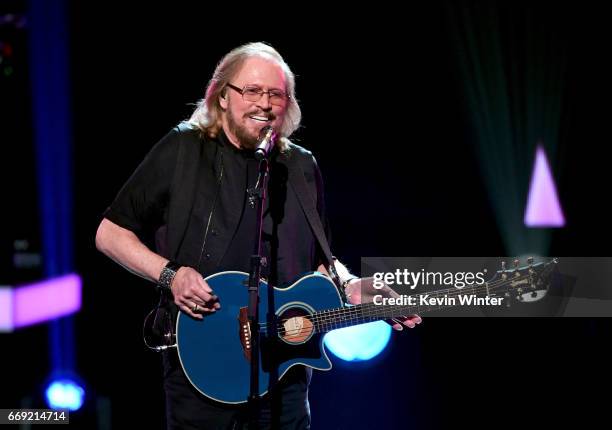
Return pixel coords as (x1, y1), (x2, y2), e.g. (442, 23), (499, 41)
(324, 321), (392, 361)
(45, 379), (85, 411)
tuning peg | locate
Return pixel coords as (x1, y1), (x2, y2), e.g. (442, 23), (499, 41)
(513, 259), (519, 269)
(504, 292), (511, 307)
(527, 257), (534, 266)
(500, 260), (508, 280)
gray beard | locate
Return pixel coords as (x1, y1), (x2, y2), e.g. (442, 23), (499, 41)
(227, 110), (258, 149)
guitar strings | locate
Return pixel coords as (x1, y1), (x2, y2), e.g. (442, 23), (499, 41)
(262, 266), (554, 340)
(259, 267), (545, 329)
(268, 280), (546, 339)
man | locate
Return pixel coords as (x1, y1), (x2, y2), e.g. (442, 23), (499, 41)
(96, 42), (421, 430)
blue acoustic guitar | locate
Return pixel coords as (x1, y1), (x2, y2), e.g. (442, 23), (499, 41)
(175, 259), (556, 404)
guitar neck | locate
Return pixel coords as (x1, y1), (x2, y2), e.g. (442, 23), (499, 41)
(311, 260), (557, 333)
(311, 285), (489, 334)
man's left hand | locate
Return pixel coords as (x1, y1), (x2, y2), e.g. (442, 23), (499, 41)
(344, 277), (422, 330)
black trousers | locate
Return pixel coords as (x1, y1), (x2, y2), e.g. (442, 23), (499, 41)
(162, 350), (311, 430)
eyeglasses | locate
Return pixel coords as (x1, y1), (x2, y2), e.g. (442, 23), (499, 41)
(226, 83), (289, 107)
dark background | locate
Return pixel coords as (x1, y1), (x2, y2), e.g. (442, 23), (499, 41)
(2, 1), (611, 428)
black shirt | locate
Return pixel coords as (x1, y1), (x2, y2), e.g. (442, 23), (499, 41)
(188, 134), (272, 278)
(104, 125), (328, 287)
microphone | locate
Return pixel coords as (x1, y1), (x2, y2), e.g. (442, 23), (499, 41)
(254, 126), (277, 161)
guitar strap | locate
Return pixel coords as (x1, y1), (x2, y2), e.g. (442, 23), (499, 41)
(168, 125), (346, 300)
(284, 153), (347, 302)
(145, 132), (351, 350)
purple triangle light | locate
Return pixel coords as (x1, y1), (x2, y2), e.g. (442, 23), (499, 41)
(524, 145), (565, 227)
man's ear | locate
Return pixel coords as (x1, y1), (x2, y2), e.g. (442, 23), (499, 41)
(219, 90), (228, 109)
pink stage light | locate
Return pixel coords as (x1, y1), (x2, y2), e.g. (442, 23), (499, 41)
(0, 274), (82, 332)
(0, 287), (14, 331)
(524, 145), (565, 227)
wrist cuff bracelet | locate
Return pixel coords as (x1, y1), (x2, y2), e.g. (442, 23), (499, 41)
(158, 260), (182, 291)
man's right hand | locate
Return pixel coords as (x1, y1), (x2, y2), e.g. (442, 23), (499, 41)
(170, 267), (221, 320)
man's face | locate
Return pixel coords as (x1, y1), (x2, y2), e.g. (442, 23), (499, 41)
(220, 56), (288, 149)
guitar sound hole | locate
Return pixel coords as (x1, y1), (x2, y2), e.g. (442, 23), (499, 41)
(278, 308), (314, 345)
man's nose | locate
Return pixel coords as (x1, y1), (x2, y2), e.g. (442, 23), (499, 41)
(257, 92), (272, 110)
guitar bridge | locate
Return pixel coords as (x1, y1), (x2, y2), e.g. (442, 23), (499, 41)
(238, 307), (251, 362)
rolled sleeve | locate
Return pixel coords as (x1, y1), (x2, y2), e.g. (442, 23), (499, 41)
(103, 128), (180, 237)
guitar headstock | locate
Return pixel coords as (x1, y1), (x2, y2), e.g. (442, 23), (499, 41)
(485, 257), (558, 305)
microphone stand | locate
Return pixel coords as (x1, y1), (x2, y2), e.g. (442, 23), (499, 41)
(246, 153), (270, 430)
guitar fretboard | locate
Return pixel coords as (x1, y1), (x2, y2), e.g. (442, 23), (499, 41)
(308, 263), (554, 333)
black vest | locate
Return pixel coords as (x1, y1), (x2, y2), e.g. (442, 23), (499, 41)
(159, 123), (328, 285)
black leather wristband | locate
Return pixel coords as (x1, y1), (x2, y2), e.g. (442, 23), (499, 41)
(158, 260), (182, 291)
(341, 276), (359, 289)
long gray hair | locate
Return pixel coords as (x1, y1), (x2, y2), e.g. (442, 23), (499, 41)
(187, 42), (301, 151)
